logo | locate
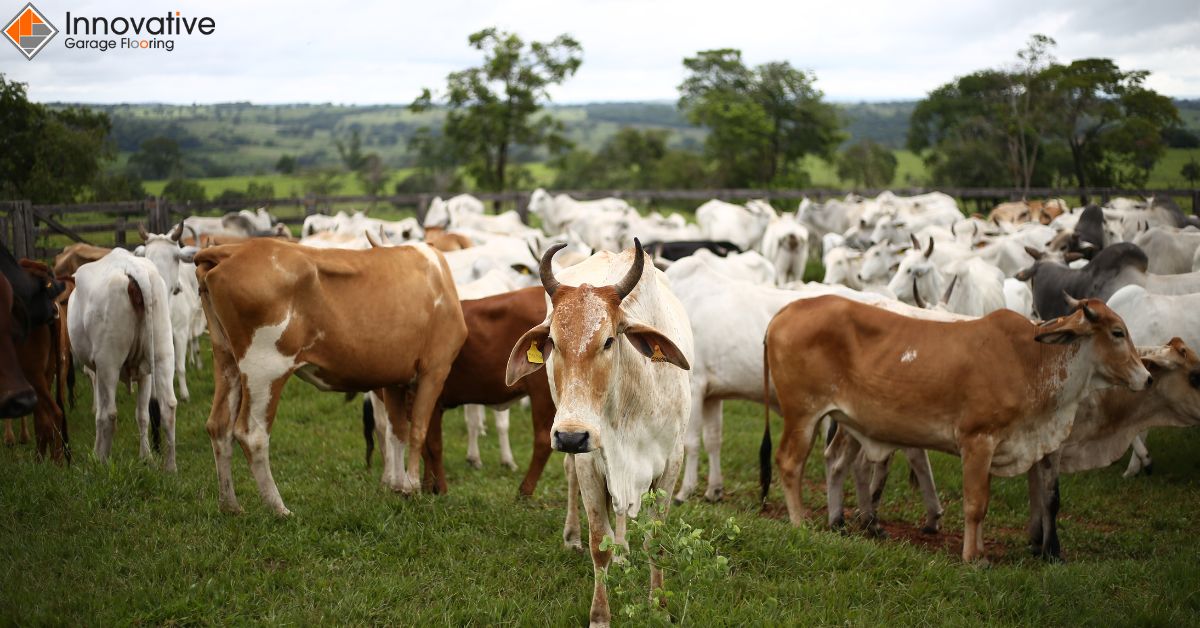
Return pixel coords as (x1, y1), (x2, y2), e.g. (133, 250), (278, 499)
(4, 2), (57, 60)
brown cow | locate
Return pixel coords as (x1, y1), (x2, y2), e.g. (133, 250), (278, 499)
(195, 239), (466, 515)
(763, 295), (1151, 561)
(365, 286), (556, 497)
(0, 273), (36, 422)
(424, 227), (474, 252)
(52, 243), (111, 278)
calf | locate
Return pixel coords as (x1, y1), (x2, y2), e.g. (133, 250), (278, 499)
(68, 249), (178, 470)
(506, 240), (693, 625)
(764, 295), (1150, 561)
(195, 239), (466, 514)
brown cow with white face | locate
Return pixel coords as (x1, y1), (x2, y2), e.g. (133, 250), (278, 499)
(194, 239), (466, 515)
(764, 294), (1151, 561)
(506, 240), (693, 626)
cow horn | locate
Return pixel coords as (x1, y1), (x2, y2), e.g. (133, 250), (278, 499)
(950, 223), (957, 237)
(613, 238), (645, 302)
(942, 274), (958, 304)
(910, 234), (919, 250)
(924, 237), (935, 259)
(138, 224), (149, 241)
(540, 242), (567, 298)
(169, 222), (185, 242)
(1062, 292), (1099, 321)
(184, 224), (200, 248)
(912, 277), (926, 309)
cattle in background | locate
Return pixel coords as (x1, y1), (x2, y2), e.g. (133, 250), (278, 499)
(527, 188), (634, 237)
(68, 249), (178, 470)
(760, 214), (810, 286)
(506, 241), (692, 625)
(764, 295), (1151, 561)
(424, 228), (474, 252)
(696, 199), (776, 251)
(195, 239), (466, 514)
(424, 194), (486, 228)
(1133, 227), (1200, 275)
(184, 208), (291, 240)
(366, 286), (558, 496)
(135, 225), (200, 402)
(53, 243), (112, 278)
(643, 240), (741, 262)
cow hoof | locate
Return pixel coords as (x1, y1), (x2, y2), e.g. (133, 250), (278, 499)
(672, 497), (685, 506)
(866, 524), (888, 539)
(921, 524), (941, 535)
(1144, 462), (1154, 476)
(274, 508), (293, 518)
(704, 487), (724, 502)
(830, 517), (847, 533)
(3, 435), (14, 447)
(502, 460), (518, 472)
(467, 457), (482, 470)
(164, 462), (178, 473)
(219, 503), (244, 516)
(563, 532), (582, 552)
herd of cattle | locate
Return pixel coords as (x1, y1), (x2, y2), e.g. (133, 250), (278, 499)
(3, 187), (1200, 625)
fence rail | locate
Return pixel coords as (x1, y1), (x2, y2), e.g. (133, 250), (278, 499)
(3, 187), (1198, 263)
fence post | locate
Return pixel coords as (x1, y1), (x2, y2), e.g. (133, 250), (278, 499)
(115, 216), (126, 248)
(1192, 190), (1199, 216)
(303, 193), (316, 217)
(416, 194), (430, 225)
(12, 200), (36, 259)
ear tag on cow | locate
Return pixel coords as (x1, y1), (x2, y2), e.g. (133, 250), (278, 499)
(527, 340), (544, 364)
(650, 344), (666, 362)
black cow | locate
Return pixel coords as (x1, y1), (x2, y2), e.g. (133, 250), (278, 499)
(1071, 205), (1107, 259)
(643, 240), (742, 261)
(1015, 242), (1148, 320)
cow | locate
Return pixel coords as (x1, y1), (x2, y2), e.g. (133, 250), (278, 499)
(424, 194), (486, 229)
(194, 238), (467, 515)
(68, 249), (178, 470)
(135, 225), (200, 402)
(696, 199), (776, 251)
(642, 240), (741, 262)
(53, 242), (112, 278)
(1132, 227), (1200, 275)
(0, 264), (38, 425)
(760, 215), (810, 286)
(183, 208), (290, 240)
(666, 255), (949, 513)
(365, 286), (557, 496)
(1106, 284), (1200, 476)
(527, 188), (634, 237)
(505, 240), (693, 625)
(424, 228), (474, 252)
(763, 294), (1151, 561)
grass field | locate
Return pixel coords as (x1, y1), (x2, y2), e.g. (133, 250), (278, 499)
(2, 335), (1199, 625)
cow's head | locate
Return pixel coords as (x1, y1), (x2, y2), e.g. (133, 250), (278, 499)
(887, 237), (942, 306)
(506, 239), (690, 454)
(1139, 338), (1200, 422)
(137, 223), (199, 296)
(1033, 294), (1152, 391)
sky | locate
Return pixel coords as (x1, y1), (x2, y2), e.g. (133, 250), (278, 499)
(3, 0), (1198, 105)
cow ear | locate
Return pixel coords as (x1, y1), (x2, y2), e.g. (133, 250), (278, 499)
(506, 323), (552, 386)
(1064, 252), (1084, 262)
(1015, 266), (1035, 282)
(1024, 246), (1043, 260)
(621, 321), (690, 370)
(1034, 329), (1080, 345)
(177, 246), (199, 264)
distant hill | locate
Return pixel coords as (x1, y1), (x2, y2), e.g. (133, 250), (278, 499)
(64, 99), (1197, 178)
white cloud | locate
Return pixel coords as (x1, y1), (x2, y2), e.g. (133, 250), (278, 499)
(4, 0), (1198, 103)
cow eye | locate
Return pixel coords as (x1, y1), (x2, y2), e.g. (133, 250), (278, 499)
(603, 337), (615, 350)
(1111, 329), (1125, 339)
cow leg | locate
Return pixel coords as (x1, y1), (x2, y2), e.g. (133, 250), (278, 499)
(206, 356), (242, 514)
(495, 409), (517, 471)
(960, 436), (996, 562)
(174, 334), (190, 403)
(233, 374), (293, 516)
(518, 392), (555, 498)
(823, 427), (858, 530)
(904, 448), (943, 534)
(857, 451), (893, 537)
(17, 416), (30, 444)
(702, 399), (724, 502)
(464, 404), (484, 469)
(420, 406), (447, 494)
(1032, 454), (1063, 561)
(576, 455), (614, 627)
(92, 364), (119, 463)
(562, 454), (583, 550)
(401, 367), (451, 495)
(777, 408), (823, 524)
(1025, 465), (1045, 554)
(674, 389), (704, 503)
(134, 373), (154, 462)
(152, 356), (178, 473)
(3, 420), (13, 446)
(380, 388), (410, 493)
(1123, 432), (1152, 478)
(649, 444), (683, 607)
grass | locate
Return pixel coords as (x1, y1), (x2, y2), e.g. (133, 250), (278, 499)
(2, 335), (1199, 624)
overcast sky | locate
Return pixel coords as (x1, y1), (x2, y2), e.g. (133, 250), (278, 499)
(4, 0), (1198, 105)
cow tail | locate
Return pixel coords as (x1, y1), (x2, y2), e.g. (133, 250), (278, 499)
(362, 395), (375, 469)
(149, 398), (162, 454)
(759, 339), (772, 507)
(127, 270), (161, 453)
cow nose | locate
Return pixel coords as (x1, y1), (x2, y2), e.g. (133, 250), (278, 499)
(1144, 374), (1154, 389)
(0, 390), (36, 419)
(553, 430), (590, 454)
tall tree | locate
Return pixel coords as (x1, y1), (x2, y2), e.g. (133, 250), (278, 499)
(678, 49), (841, 188)
(129, 136), (182, 179)
(411, 28), (582, 194)
(837, 140), (897, 188)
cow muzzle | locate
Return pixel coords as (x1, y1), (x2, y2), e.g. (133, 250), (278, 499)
(1127, 364), (1154, 392)
(0, 389), (36, 419)
(552, 427), (596, 454)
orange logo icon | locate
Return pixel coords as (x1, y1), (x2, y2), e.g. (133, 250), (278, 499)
(4, 3), (57, 60)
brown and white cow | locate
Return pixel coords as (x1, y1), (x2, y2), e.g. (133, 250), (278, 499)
(52, 243), (111, 278)
(763, 295), (1151, 561)
(506, 240), (693, 626)
(194, 238), (466, 515)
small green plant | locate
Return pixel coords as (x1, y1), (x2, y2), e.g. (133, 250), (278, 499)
(603, 489), (740, 625)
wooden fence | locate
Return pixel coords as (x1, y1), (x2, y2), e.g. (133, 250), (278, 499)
(3, 187), (1198, 262)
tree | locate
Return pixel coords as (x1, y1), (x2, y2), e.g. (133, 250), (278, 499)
(301, 168), (343, 197)
(1183, 158), (1200, 187)
(678, 49), (842, 188)
(0, 74), (114, 203)
(396, 127), (463, 193)
(336, 128), (368, 172)
(90, 169), (145, 202)
(412, 28), (582, 193)
(161, 178), (207, 203)
(129, 136), (183, 179)
(552, 128), (713, 190)
(357, 153), (389, 198)
(275, 154), (297, 174)
(837, 140), (897, 188)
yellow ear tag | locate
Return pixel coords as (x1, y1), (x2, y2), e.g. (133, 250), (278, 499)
(650, 344), (666, 362)
(527, 340), (544, 364)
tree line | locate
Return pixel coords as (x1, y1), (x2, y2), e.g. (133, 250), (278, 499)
(0, 31), (1195, 205)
